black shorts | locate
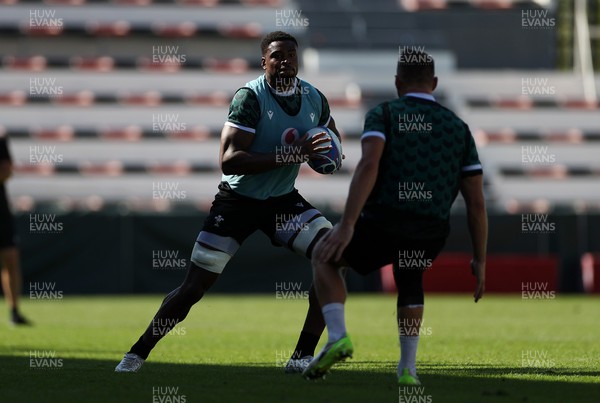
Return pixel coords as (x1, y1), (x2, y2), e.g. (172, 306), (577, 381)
(0, 186), (17, 249)
(343, 214), (446, 275)
(196, 182), (330, 258)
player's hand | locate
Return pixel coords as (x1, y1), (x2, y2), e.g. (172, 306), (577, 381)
(313, 223), (354, 264)
(470, 259), (485, 303)
(293, 131), (331, 159)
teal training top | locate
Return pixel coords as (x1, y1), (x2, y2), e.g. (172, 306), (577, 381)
(222, 75), (330, 199)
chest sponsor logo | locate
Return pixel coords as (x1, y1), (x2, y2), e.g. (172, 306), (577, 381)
(281, 127), (300, 146)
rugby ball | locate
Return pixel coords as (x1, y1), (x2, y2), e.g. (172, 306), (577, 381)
(305, 127), (342, 175)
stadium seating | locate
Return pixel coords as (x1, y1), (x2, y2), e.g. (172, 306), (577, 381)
(1, 0), (598, 216)
(1, 0), (597, 296)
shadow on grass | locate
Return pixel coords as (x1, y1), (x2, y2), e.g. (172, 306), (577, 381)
(2, 355), (599, 403)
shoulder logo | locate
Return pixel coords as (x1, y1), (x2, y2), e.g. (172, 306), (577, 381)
(214, 215), (224, 227)
(310, 112), (315, 122)
(267, 110), (274, 120)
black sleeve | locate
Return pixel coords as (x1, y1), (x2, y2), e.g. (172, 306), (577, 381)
(315, 88), (331, 126)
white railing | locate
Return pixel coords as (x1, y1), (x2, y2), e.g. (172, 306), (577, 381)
(574, 0), (598, 103)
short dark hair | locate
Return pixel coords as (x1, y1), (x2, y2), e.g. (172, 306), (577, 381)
(260, 31), (298, 55)
(396, 49), (435, 84)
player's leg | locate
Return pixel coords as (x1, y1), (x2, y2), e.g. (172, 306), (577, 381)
(116, 186), (253, 372)
(1, 247), (29, 324)
(0, 212), (29, 325)
(394, 238), (445, 385)
(286, 228), (329, 366)
(0, 247), (20, 310)
(128, 254), (222, 358)
(304, 218), (391, 379)
(116, 242), (232, 372)
(394, 267), (425, 385)
(264, 192), (332, 371)
(302, 243), (354, 379)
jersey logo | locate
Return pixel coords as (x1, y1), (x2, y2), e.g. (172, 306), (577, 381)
(295, 202), (304, 208)
(310, 112), (315, 122)
(267, 110), (274, 120)
(281, 127), (300, 145)
(214, 215), (224, 227)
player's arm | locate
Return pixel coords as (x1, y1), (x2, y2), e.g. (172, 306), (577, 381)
(220, 88), (329, 175)
(316, 88), (341, 141)
(220, 125), (283, 175)
(339, 137), (383, 229)
(459, 174), (487, 302)
(326, 116), (340, 140)
(220, 125), (331, 175)
(314, 136), (384, 263)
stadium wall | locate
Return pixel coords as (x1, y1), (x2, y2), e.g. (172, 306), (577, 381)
(12, 212), (599, 296)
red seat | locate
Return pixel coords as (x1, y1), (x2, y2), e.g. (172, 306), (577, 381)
(382, 253), (559, 293)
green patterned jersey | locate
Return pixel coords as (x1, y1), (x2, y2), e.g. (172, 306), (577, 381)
(363, 94), (482, 223)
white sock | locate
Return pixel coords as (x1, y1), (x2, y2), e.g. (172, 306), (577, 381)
(321, 303), (346, 344)
(398, 335), (419, 377)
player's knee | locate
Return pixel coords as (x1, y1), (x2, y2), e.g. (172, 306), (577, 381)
(293, 216), (332, 257)
(0, 247), (19, 270)
(178, 282), (204, 305)
(190, 242), (231, 275)
(397, 290), (424, 307)
(395, 270), (425, 307)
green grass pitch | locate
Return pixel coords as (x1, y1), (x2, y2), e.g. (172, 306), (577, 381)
(1, 294), (599, 402)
